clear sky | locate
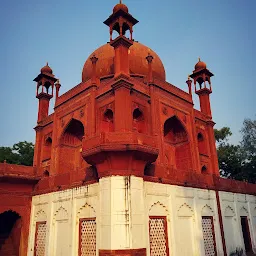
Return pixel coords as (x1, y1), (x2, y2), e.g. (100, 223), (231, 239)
(0, 0), (255, 146)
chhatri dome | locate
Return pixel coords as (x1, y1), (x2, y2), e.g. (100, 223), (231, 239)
(194, 57), (207, 70)
(82, 0), (166, 83)
(113, 1), (129, 13)
(41, 62), (53, 74)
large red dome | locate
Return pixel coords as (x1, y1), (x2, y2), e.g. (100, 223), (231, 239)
(82, 42), (166, 82)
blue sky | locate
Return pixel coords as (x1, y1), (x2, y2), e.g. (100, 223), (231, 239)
(0, 0), (255, 146)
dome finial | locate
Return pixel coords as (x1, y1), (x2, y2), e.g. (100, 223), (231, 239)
(198, 57), (201, 62)
(46, 62), (49, 66)
(120, 0), (122, 3)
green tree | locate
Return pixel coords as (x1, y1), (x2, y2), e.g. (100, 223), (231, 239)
(214, 127), (244, 179)
(0, 141), (34, 166)
(240, 118), (256, 183)
(214, 118), (256, 183)
(0, 147), (20, 164)
(214, 127), (232, 143)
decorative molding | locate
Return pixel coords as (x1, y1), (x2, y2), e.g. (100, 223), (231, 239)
(239, 206), (249, 216)
(201, 204), (214, 216)
(77, 202), (96, 219)
(53, 206), (69, 221)
(224, 206), (235, 217)
(149, 201), (169, 217)
(35, 209), (47, 222)
(177, 203), (194, 217)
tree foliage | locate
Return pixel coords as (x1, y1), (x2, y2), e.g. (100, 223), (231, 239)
(214, 118), (256, 183)
(0, 141), (34, 166)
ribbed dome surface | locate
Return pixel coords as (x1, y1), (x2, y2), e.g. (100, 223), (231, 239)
(82, 42), (166, 82)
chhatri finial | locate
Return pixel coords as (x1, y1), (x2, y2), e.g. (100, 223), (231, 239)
(46, 62), (49, 66)
(187, 74), (191, 80)
(198, 57), (201, 62)
(120, 0), (122, 3)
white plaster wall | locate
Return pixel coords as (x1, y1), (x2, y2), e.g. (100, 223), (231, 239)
(27, 177), (256, 256)
(27, 183), (99, 256)
(99, 176), (146, 250)
(219, 192), (256, 254)
(144, 182), (225, 256)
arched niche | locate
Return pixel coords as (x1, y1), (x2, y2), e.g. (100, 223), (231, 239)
(201, 165), (208, 174)
(101, 109), (114, 132)
(197, 132), (208, 156)
(59, 119), (85, 173)
(53, 206), (70, 255)
(163, 116), (192, 170)
(149, 201), (169, 218)
(133, 108), (146, 133)
(42, 136), (52, 161)
(176, 203), (195, 255)
(177, 203), (194, 217)
(0, 210), (21, 254)
(77, 203), (96, 219)
(35, 209), (47, 222)
(0, 210), (21, 234)
(201, 205), (214, 217)
(224, 206), (235, 217)
(239, 206), (249, 217)
(54, 206), (68, 222)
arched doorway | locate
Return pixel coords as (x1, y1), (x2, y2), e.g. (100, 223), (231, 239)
(0, 210), (21, 256)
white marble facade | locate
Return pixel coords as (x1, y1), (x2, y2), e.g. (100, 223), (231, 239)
(27, 176), (256, 255)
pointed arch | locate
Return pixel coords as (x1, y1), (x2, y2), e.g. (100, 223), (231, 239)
(240, 206), (249, 216)
(163, 115), (189, 145)
(132, 108), (146, 133)
(42, 135), (52, 161)
(101, 109), (114, 132)
(35, 209), (47, 222)
(149, 201), (169, 217)
(224, 206), (235, 217)
(163, 115), (192, 170)
(60, 118), (84, 146)
(54, 206), (68, 221)
(0, 210), (21, 253)
(201, 204), (214, 216)
(177, 203), (194, 217)
(77, 203), (96, 219)
(59, 118), (85, 173)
